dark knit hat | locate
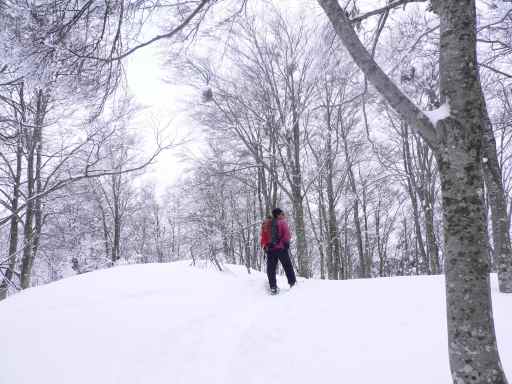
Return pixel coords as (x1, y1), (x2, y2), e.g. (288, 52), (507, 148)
(272, 208), (283, 218)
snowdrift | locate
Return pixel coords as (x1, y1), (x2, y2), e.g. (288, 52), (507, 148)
(1, 262), (512, 384)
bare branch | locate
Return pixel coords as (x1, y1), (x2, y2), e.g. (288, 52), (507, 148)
(479, 62), (512, 79)
(64, 0), (211, 63)
(317, 0), (438, 147)
(350, 0), (428, 24)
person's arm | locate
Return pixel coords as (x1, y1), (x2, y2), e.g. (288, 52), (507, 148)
(260, 221), (270, 249)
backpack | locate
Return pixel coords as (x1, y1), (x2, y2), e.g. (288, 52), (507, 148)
(269, 218), (280, 248)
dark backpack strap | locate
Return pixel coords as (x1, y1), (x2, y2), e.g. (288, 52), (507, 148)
(270, 218), (280, 248)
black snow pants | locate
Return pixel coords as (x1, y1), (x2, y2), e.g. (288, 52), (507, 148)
(266, 248), (296, 289)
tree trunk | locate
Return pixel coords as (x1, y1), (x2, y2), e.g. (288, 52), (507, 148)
(434, 1), (507, 380)
(289, 106), (309, 277)
(100, 202), (111, 261)
(343, 207), (352, 279)
(435, 118), (506, 383)
(306, 192), (326, 279)
(113, 200), (121, 263)
(361, 178), (372, 276)
(322, 93), (341, 279)
(375, 196), (385, 277)
(0, 133), (23, 300)
(317, 195), (326, 280)
(326, 151), (341, 279)
(20, 90), (46, 289)
(20, 145), (35, 289)
(32, 106), (44, 261)
(416, 138), (441, 274)
(401, 123), (429, 273)
(347, 167), (366, 278)
(292, 196), (309, 277)
(110, 174), (122, 264)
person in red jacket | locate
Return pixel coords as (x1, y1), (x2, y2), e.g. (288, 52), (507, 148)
(260, 208), (296, 294)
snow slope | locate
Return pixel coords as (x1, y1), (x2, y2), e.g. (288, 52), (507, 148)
(1, 262), (512, 384)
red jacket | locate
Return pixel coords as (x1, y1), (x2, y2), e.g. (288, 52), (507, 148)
(260, 218), (291, 251)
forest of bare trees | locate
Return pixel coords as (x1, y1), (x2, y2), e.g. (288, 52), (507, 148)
(1, 0), (512, 383)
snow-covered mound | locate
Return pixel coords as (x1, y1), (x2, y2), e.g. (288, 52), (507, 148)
(1, 262), (512, 384)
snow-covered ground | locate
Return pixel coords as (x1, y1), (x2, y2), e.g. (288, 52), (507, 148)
(1, 262), (512, 384)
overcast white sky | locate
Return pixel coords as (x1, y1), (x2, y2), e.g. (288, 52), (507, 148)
(126, 40), (199, 193)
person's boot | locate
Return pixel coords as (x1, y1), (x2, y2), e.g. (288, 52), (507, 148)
(270, 287), (278, 295)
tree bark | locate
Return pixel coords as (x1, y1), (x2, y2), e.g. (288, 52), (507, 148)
(435, 116), (506, 382)
(434, 2), (507, 379)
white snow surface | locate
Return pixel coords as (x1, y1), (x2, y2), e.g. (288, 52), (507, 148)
(1, 262), (512, 384)
(424, 102), (451, 126)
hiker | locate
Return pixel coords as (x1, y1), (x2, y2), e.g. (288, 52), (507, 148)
(260, 208), (297, 294)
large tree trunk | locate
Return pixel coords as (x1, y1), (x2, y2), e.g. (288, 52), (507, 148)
(434, 1), (507, 380)
(435, 119), (506, 382)
(317, 0), (508, 381)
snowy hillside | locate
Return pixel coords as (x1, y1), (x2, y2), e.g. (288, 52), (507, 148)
(1, 262), (512, 384)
